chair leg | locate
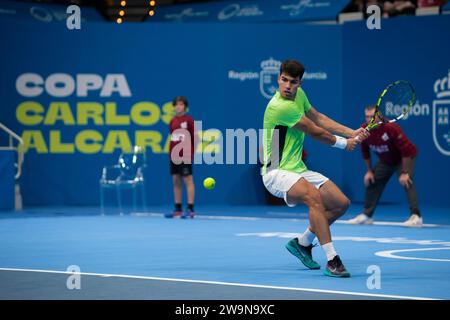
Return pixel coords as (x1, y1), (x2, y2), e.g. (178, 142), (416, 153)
(116, 185), (123, 215)
(132, 185), (137, 212)
(141, 183), (147, 212)
(100, 185), (105, 216)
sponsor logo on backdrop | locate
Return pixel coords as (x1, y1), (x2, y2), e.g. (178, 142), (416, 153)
(165, 8), (209, 21)
(432, 69), (450, 156)
(280, 0), (331, 17)
(228, 57), (328, 99)
(218, 3), (264, 20)
(260, 58), (281, 99)
(0, 8), (16, 16)
(13, 73), (222, 157)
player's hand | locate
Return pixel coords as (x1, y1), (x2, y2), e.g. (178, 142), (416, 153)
(399, 172), (413, 189)
(352, 127), (370, 142)
(345, 138), (359, 151)
(364, 170), (375, 187)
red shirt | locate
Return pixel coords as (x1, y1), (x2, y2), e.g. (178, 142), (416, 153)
(361, 122), (417, 166)
(169, 114), (195, 163)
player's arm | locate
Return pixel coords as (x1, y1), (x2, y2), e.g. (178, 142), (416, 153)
(306, 107), (365, 139)
(293, 115), (359, 151)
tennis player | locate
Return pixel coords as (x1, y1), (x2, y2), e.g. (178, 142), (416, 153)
(261, 59), (368, 277)
(348, 105), (422, 227)
(165, 96), (196, 219)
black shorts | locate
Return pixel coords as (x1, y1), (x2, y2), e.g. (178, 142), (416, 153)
(170, 161), (193, 176)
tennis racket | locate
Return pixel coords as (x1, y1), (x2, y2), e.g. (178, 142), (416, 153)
(365, 80), (416, 131)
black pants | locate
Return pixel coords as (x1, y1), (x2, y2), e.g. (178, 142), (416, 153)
(364, 158), (420, 217)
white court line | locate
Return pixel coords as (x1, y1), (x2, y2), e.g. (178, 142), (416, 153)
(376, 247), (450, 262)
(131, 212), (446, 228)
(0, 267), (439, 300)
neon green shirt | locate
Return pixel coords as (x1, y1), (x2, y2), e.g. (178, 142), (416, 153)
(262, 87), (312, 175)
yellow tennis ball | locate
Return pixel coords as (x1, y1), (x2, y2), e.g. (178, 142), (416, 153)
(203, 177), (215, 190)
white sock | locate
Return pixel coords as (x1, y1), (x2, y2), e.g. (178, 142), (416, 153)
(297, 228), (316, 247)
(322, 242), (337, 261)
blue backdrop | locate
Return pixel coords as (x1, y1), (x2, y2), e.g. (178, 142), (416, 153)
(342, 15), (450, 207)
(0, 18), (342, 206)
(0, 10), (449, 208)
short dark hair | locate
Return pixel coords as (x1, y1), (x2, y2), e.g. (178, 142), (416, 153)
(172, 96), (189, 110)
(280, 60), (305, 79)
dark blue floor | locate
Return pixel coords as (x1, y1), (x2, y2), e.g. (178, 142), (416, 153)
(0, 204), (449, 299)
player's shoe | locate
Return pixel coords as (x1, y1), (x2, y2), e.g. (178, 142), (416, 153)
(164, 210), (182, 218)
(403, 214), (423, 227)
(285, 238), (320, 270)
(324, 255), (350, 278)
(181, 209), (195, 219)
(347, 213), (374, 225)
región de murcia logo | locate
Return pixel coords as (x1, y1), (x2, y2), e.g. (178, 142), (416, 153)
(433, 69), (450, 156)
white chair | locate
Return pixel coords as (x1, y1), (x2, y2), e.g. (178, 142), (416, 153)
(100, 146), (147, 214)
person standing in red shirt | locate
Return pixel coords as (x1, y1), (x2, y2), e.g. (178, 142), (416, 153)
(164, 96), (196, 219)
(349, 105), (423, 227)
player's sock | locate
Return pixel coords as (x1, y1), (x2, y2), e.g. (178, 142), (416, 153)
(322, 242), (337, 261)
(297, 228), (316, 247)
(187, 203), (194, 212)
(175, 203), (182, 212)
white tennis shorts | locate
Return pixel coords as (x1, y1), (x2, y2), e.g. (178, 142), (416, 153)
(262, 169), (329, 207)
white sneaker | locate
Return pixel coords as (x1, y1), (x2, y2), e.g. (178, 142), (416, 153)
(348, 213), (374, 225)
(403, 214), (423, 227)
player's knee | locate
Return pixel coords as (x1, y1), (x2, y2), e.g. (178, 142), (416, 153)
(306, 190), (325, 210)
(339, 197), (351, 215)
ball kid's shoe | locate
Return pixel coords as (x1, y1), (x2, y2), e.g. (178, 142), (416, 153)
(181, 208), (195, 219)
(164, 210), (182, 218)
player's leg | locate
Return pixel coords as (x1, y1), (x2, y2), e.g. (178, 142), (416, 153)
(286, 178), (331, 243)
(181, 164), (195, 218)
(397, 158), (422, 227)
(318, 180), (351, 225)
(284, 178), (325, 270)
(286, 178), (350, 277)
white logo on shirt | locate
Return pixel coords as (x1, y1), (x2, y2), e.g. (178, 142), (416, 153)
(181, 121), (188, 129)
(171, 133), (185, 142)
(381, 133), (389, 141)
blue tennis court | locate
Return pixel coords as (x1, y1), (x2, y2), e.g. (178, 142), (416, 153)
(1, 204), (449, 300)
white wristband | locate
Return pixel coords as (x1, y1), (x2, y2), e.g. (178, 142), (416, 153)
(332, 135), (347, 149)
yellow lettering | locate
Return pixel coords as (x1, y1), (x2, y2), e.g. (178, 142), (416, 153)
(103, 130), (132, 153)
(16, 101), (44, 126)
(22, 130), (48, 153)
(105, 102), (130, 125)
(77, 102), (104, 125)
(44, 102), (75, 125)
(135, 130), (163, 154)
(76, 130), (103, 154)
(50, 131), (75, 153)
(131, 102), (160, 126)
(163, 133), (171, 153)
(161, 101), (175, 125)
